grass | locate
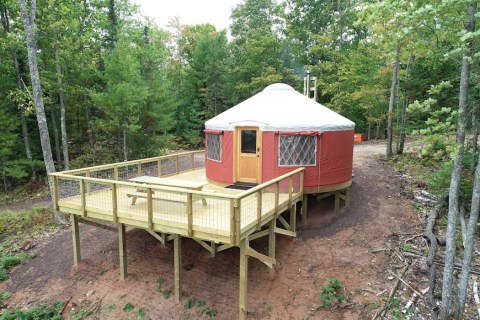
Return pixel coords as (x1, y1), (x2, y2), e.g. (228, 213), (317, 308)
(0, 206), (57, 252)
(183, 298), (217, 318)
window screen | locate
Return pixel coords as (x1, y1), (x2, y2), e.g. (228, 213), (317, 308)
(206, 134), (222, 162)
(278, 135), (316, 166)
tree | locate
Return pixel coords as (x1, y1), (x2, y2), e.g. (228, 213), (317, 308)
(92, 36), (146, 161)
(444, 1), (478, 318)
(18, 0), (66, 223)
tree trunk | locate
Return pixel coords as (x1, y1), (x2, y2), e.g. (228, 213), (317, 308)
(472, 97), (479, 173)
(386, 45), (401, 157)
(376, 122), (380, 140)
(398, 52), (413, 155)
(440, 2), (476, 317)
(50, 104), (62, 165)
(455, 2), (478, 318)
(54, 44), (69, 170)
(367, 122), (371, 141)
(81, 0), (94, 153)
(18, 0), (66, 224)
(123, 126), (128, 162)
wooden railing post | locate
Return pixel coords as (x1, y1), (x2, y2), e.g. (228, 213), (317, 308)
(256, 192), (262, 230)
(175, 155), (180, 174)
(230, 199), (235, 245)
(275, 182), (280, 218)
(191, 153), (195, 170)
(187, 193), (193, 237)
(112, 183), (118, 223)
(80, 179), (86, 217)
(114, 166), (119, 181)
(53, 176), (59, 211)
(234, 200), (241, 245)
(137, 162), (142, 176)
(147, 188), (153, 229)
(85, 171), (91, 194)
(157, 160), (162, 177)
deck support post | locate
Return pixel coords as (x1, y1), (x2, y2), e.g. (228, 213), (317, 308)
(174, 234), (182, 302)
(289, 204), (297, 233)
(302, 194), (308, 226)
(239, 238), (248, 320)
(71, 214), (81, 267)
(118, 223), (127, 281)
(334, 192), (340, 213)
(345, 187), (351, 207)
(268, 219), (275, 270)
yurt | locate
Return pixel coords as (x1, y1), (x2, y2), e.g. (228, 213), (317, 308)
(204, 83), (355, 194)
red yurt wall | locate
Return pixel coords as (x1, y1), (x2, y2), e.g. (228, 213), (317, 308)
(205, 129), (354, 188)
(261, 129), (353, 187)
(205, 131), (234, 184)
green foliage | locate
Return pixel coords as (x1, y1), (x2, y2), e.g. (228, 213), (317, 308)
(106, 304), (116, 311)
(0, 250), (28, 281)
(0, 301), (63, 320)
(319, 278), (346, 308)
(123, 302), (135, 312)
(137, 307), (145, 319)
(156, 277), (170, 299)
(0, 207), (57, 244)
(184, 298), (195, 309)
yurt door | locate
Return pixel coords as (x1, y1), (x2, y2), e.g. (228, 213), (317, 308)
(236, 127), (261, 184)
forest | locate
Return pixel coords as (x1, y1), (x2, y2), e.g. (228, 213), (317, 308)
(0, 0), (479, 318)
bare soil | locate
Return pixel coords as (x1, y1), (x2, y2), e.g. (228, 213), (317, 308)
(0, 141), (422, 319)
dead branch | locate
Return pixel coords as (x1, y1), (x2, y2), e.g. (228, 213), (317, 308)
(60, 296), (72, 315)
(388, 270), (426, 301)
(372, 263), (410, 320)
(423, 196), (447, 310)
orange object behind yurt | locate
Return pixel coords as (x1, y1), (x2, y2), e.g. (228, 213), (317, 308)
(204, 83), (355, 193)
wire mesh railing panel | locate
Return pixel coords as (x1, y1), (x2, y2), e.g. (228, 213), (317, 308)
(85, 182), (113, 213)
(89, 168), (114, 180)
(160, 158), (176, 176)
(117, 165), (141, 182)
(58, 178), (81, 205)
(194, 152), (205, 169)
(178, 154), (193, 172)
(151, 189), (188, 224)
(240, 194), (258, 228)
(116, 185), (148, 221)
(141, 161), (159, 177)
(192, 196), (231, 236)
(292, 172), (301, 196)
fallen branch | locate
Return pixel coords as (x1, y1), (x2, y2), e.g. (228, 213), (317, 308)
(388, 270), (426, 301)
(403, 287), (429, 314)
(372, 263), (410, 320)
(60, 296), (72, 315)
(423, 196), (447, 308)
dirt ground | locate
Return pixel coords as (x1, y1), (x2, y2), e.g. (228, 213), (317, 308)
(0, 141), (422, 319)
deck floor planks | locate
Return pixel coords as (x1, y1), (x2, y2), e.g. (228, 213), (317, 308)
(57, 168), (295, 244)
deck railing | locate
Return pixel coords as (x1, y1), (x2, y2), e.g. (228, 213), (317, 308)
(50, 151), (304, 245)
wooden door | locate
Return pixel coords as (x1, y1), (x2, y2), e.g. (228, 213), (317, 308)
(236, 127), (261, 184)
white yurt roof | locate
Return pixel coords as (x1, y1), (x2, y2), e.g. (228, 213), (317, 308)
(205, 83), (355, 132)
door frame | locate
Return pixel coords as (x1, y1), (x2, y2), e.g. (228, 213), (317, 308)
(234, 126), (262, 184)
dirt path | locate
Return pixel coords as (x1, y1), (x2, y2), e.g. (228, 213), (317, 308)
(0, 141), (420, 319)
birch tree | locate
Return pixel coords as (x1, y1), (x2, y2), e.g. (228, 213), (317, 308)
(440, 1), (477, 317)
(18, 0), (66, 223)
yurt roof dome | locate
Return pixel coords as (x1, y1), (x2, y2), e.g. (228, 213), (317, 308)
(205, 83), (355, 132)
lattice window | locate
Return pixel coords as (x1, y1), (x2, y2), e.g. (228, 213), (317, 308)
(278, 135), (316, 166)
(206, 134), (222, 162)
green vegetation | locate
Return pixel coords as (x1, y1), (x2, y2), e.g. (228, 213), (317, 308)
(319, 278), (346, 309)
(137, 307), (145, 319)
(0, 251), (28, 281)
(123, 302), (135, 312)
(106, 304), (116, 312)
(183, 298), (216, 318)
(0, 301), (63, 320)
(156, 277), (171, 299)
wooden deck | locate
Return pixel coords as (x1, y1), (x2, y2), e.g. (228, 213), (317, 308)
(51, 151), (304, 320)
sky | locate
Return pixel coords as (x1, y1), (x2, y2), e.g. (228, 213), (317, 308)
(131, 0), (244, 30)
